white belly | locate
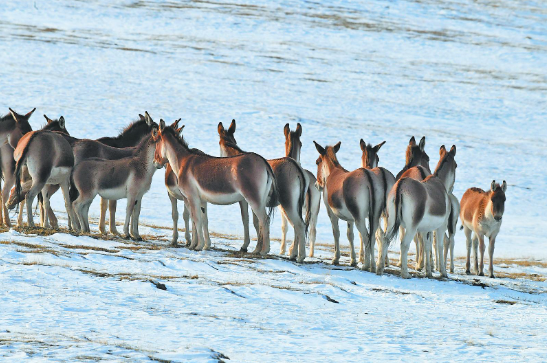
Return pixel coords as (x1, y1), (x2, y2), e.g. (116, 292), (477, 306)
(99, 186), (128, 200)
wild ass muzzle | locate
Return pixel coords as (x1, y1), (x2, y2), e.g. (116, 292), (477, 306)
(314, 141), (379, 271)
(218, 120), (308, 262)
(155, 121), (277, 254)
(384, 145), (457, 278)
(460, 181), (506, 278)
(12, 128), (78, 230)
(0, 107), (35, 226)
(359, 139), (397, 273)
(70, 128), (161, 239)
(284, 123), (320, 258)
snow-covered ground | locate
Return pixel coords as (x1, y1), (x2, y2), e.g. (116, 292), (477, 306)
(1, 0), (546, 361)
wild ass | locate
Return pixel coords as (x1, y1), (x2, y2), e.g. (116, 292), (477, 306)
(70, 128), (161, 239)
(283, 123), (321, 257)
(314, 141), (380, 271)
(13, 128), (79, 229)
(155, 121), (277, 254)
(0, 108), (35, 226)
(384, 145), (457, 278)
(7, 115), (70, 227)
(460, 181), (506, 278)
(218, 120), (308, 262)
(359, 139), (396, 272)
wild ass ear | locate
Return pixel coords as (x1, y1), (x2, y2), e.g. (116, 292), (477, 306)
(59, 116), (65, 129)
(217, 122), (225, 135)
(313, 141), (326, 156)
(177, 125), (185, 135)
(450, 145), (456, 156)
(375, 140), (386, 152)
(159, 119), (166, 132)
(333, 141), (341, 153)
(44, 114), (52, 123)
(25, 108), (36, 118)
(409, 136), (416, 146)
(151, 127), (159, 138)
(228, 119), (236, 134)
(9, 108), (20, 122)
(171, 118), (180, 129)
(144, 111), (152, 126)
(419, 136), (426, 152)
(284, 123), (290, 138)
(295, 123), (302, 137)
(501, 180), (507, 192)
(439, 145), (447, 157)
(139, 114), (145, 121)
(360, 139), (366, 152)
(491, 180), (497, 192)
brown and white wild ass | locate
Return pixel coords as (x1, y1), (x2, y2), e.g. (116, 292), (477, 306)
(70, 128), (161, 239)
(0, 108), (35, 226)
(314, 141), (382, 271)
(283, 123), (321, 257)
(359, 139), (396, 273)
(155, 121), (277, 254)
(460, 181), (506, 278)
(13, 128), (79, 229)
(218, 120), (308, 262)
(384, 145), (458, 278)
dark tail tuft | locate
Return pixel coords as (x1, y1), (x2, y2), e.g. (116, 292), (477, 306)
(459, 225), (464, 231)
(363, 170), (375, 250)
(385, 180), (404, 243)
(304, 183), (312, 236)
(448, 204), (454, 235)
(69, 171), (79, 202)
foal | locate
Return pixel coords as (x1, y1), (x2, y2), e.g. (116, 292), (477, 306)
(284, 123), (321, 257)
(71, 129), (161, 239)
(385, 145), (457, 278)
(314, 142), (380, 270)
(155, 121), (276, 254)
(218, 120), (308, 262)
(460, 181), (506, 278)
(359, 139), (396, 273)
(0, 108), (35, 226)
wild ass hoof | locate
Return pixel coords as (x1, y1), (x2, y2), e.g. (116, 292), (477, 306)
(400, 272), (411, 279)
(239, 247), (248, 253)
(123, 234), (131, 240)
(259, 250), (268, 256)
(450, 268), (455, 274)
(478, 271), (485, 277)
(426, 272), (433, 279)
(465, 270), (471, 275)
(350, 260), (357, 267)
(131, 236), (143, 241)
(376, 268), (384, 276)
(296, 257), (305, 264)
(489, 273), (495, 278)
(170, 242), (180, 248)
(331, 259), (339, 266)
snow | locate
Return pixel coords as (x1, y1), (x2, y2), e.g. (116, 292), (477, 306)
(1, 0), (547, 360)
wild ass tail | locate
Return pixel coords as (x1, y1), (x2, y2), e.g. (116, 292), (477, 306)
(287, 158), (309, 238)
(69, 171), (79, 202)
(363, 170), (375, 249)
(263, 158), (279, 222)
(14, 132), (39, 207)
(385, 179), (404, 243)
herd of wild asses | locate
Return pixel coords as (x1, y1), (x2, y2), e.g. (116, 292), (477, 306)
(0, 108), (507, 279)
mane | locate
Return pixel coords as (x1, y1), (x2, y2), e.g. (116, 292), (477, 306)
(469, 187), (486, 194)
(223, 140), (246, 154)
(433, 152), (452, 177)
(41, 121), (69, 135)
(162, 126), (201, 154)
(325, 148), (348, 172)
(0, 113), (13, 122)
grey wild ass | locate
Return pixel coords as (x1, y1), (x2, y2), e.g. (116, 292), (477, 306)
(284, 123), (321, 257)
(460, 181), (506, 278)
(70, 128), (161, 239)
(314, 141), (381, 271)
(359, 139), (396, 273)
(0, 108), (35, 226)
(155, 121), (277, 254)
(218, 120), (308, 262)
(384, 145), (458, 278)
(13, 128), (79, 229)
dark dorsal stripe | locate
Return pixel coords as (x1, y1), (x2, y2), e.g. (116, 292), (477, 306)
(380, 167), (387, 212)
(418, 166), (427, 180)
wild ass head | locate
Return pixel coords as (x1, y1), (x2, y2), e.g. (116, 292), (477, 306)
(42, 115), (69, 134)
(154, 119), (184, 168)
(489, 180), (507, 221)
(432, 145), (457, 192)
(360, 139), (386, 169)
(397, 136), (430, 178)
(2, 108), (35, 148)
(313, 141), (341, 190)
(217, 119), (241, 157)
(284, 123), (302, 162)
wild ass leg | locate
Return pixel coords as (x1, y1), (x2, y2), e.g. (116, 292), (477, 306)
(239, 201), (251, 252)
(59, 179), (79, 232)
(123, 198), (137, 239)
(449, 234), (455, 273)
(99, 198), (107, 234)
(397, 227), (406, 267)
(182, 198), (191, 246)
(435, 228), (447, 278)
(130, 198), (142, 241)
(472, 233), (480, 275)
(478, 233), (486, 276)
(169, 194), (179, 246)
(423, 232), (433, 278)
(488, 236), (496, 278)
(109, 200), (118, 235)
(464, 226), (472, 274)
(1, 168), (16, 227)
(368, 217), (380, 273)
(400, 228), (416, 279)
(355, 221), (370, 271)
(25, 180), (47, 228)
(346, 221), (356, 267)
(307, 195), (319, 258)
(325, 204), (341, 265)
(251, 212), (262, 254)
(443, 234), (450, 273)
(285, 208), (306, 263)
(43, 185), (59, 229)
(189, 201), (206, 251)
(201, 203), (211, 249)
(41, 188), (52, 229)
(376, 227), (388, 275)
(17, 200), (25, 227)
(280, 210), (289, 255)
